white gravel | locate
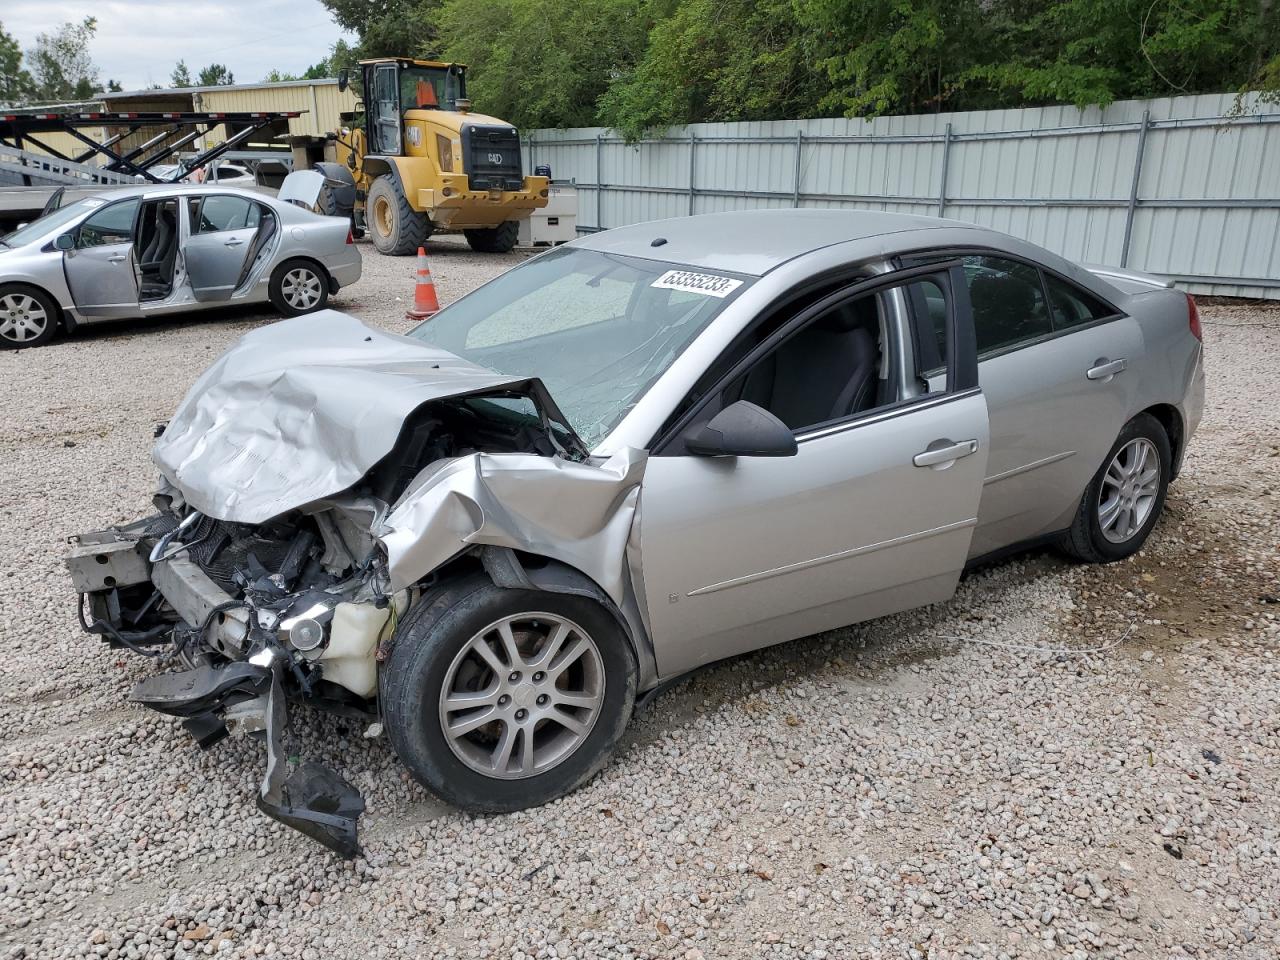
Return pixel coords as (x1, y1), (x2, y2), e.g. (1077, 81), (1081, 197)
(1, 243), (1277, 960)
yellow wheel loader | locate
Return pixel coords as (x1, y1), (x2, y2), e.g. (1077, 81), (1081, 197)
(332, 58), (550, 255)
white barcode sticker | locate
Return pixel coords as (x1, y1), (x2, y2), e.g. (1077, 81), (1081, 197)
(651, 269), (743, 298)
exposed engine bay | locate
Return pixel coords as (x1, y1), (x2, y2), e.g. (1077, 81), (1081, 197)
(66, 392), (591, 857)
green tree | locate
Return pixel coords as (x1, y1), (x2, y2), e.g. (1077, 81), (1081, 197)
(437, 0), (649, 128)
(598, 0), (826, 137)
(171, 59), (193, 87)
(264, 60), (333, 83)
(0, 21), (36, 106)
(196, 63), (235, 86)
(963, 0), (1280, 109)
(320, 0), (439, 58)
(27, 17), (102, 101)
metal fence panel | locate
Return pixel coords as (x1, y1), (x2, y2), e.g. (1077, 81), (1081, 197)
(526, 93), (1280, 298)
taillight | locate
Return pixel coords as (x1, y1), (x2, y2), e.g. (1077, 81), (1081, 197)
(345, 225), (354, 245)
(1186, 293), (1202, 341)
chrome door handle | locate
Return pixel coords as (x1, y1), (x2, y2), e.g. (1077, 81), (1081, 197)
(913, 439), (979, 468)
(107, 254), (127, 263)
(1087, 358), (1127, 380)
(224, 238), (244, 247)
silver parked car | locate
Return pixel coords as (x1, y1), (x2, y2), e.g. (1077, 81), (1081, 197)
(0, 180), (361, 349)
(67, 210), (1203, 854)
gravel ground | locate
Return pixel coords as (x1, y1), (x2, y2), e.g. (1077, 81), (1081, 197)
(1, 242), (1277, 960)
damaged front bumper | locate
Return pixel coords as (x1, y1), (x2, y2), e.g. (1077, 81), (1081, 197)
(67, 517), (385, 857)
(130, 654), (364, 857)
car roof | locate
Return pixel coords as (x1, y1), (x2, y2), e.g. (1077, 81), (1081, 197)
(573, 209), (991, 276)
(78, 183), (267, 203)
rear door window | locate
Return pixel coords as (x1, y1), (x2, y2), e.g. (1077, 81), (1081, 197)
(190, 196), (261, 233)
(962, 256), (1052, 355)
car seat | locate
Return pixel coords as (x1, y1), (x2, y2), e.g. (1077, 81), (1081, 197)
(139, 207), (178, 299)
(736, 298), (880, 430)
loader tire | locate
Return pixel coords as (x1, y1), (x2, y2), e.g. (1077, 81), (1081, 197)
(367, 176), (431, 256)
(464, 220), (520, 253)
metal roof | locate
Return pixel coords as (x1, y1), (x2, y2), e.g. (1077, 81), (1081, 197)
(575, 209), (977, 275)
(99, 78), (342, 100)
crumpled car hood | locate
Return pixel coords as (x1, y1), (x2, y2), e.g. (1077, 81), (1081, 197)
(153, 310), (577, 523)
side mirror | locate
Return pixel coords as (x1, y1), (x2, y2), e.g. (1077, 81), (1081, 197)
(337, 68), (349, 93)
(54, 233), (75, 251)
(685, 400), (797, 458)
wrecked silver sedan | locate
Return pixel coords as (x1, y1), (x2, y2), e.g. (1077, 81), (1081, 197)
(67, 210), (1204, 854)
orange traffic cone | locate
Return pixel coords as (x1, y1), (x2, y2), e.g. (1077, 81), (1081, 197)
(406, 247), (441, 320)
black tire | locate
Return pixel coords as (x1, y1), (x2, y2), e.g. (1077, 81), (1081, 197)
(366, 175), (430, 256)
(0, 283), (60, 350)
(1060, 412), (1171, 563)
(381, 575), (637, 813)
(464, 221), (520, 253)
(268, 259), (330, 316)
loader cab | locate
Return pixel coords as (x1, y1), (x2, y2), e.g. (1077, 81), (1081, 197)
(361, 58), (467, 156)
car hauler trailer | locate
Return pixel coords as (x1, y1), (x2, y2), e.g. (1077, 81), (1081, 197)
(0, 109), (303, 227)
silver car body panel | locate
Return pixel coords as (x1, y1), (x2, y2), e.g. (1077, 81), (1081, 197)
(63, 239), (139, 315)
(153, 311), (564, 524)
(0, 182), (360, 328)
(639, 390), (990, 676)
(378, 447), (646, 606)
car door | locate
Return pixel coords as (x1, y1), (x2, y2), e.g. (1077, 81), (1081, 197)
(372, 63), (402, 154)
(637, 266), (990, 679)
(914, 254), (1143, 557)
(62, 197), (141, 317)
(182, 195), (261, 302)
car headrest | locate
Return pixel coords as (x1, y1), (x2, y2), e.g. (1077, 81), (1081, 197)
(820, 296), (879, 333)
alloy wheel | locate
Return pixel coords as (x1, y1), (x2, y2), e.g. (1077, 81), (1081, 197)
(1097, 437), (1161, 544)
(280, 268), (323, 310)
(438, 613), (605, 780)
(0, 293), (49, 344)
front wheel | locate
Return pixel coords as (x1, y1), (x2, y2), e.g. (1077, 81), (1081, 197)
(381, 576), (637, 812)
(366, 176), (430, 256)
(464, 221), (520, 253)
(268, 259), (329, 316)
(1060, 413), (1171, 563)
(0, 285), (59, 350)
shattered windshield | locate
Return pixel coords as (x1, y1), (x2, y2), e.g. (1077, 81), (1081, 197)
(408, 247), (752, 448)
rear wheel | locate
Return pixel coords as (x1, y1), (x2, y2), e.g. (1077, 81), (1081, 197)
(268, 259), (329, 316)
(0, 285), (59, 349)
(464, 220), (520, 253)
(1060, 413), (1171, 563)
(366, 175), (430, 256)
(381, 576), (637, 812)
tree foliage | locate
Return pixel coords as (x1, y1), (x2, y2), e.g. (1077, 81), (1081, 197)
(171, 60), (193, 87)
(27, 17), (103, 102)
(321, 0), (440, 58)
(0, 21), (36, 107)
(436, 0), (649, 128)
(196, 63), (235, 86)
(321, 0), (1280, 135)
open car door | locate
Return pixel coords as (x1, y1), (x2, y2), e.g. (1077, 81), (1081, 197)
(63, 197), (141, 317)
(182, 194), (264, 302)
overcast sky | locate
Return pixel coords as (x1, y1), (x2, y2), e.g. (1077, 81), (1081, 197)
(4, 0), (354, 91)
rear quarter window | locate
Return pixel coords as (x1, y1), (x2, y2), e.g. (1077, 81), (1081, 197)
(1045, 274), (1116, 329)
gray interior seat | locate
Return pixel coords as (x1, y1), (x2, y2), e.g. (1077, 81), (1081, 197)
(736, 299), (880, 430)
(140, 207), (178, 297)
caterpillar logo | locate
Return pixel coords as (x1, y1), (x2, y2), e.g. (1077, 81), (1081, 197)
(487, 152), (504, 164)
